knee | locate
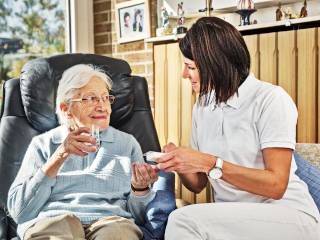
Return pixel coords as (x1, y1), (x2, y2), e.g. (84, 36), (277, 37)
(63, 213), (77, 220)
(167, 206), (192, 226)
(61, 213), (81, 225)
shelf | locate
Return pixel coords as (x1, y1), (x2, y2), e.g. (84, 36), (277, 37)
(214, 0), (303, 12)
(145, 15), (320, 43)
(168, 9), (231, 20)
(144, 34), (185, 43)
(167, 0), (303, 19)
(238, 15), (320, 32)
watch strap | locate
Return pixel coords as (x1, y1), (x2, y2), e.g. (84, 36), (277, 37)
(131, 184), (150, 192)
(215, 157), (223, 170)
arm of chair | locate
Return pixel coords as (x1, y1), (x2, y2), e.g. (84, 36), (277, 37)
(139, 171), (176, 240)
(0, 209), (8, 240)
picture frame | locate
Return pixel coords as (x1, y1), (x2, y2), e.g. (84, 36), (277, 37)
(115, 0), (151, 44)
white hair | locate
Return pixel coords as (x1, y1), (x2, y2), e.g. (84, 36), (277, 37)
(56, 64), (113, 126)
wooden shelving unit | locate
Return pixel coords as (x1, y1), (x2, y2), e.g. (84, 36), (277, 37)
(167, 0), (303, 19)
(214, 0), (303, 12)
(145, 15), (320, 43)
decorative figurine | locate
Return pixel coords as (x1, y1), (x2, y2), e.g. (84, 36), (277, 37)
(300, 0), (308, 18)
(176, 2), (187, 34)
(276, 2), (285, 21)
(161, 6), (169, 27)
(156, 6), (173, 37)
(237, 0), (255, 10)
(235, 0), (257, 26)
(285, 7), (299, 19)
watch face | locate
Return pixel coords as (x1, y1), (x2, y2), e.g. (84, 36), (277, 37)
(209, 168), (223, 180)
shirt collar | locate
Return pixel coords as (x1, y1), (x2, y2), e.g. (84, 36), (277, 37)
(211, 73), (260, 111)
(52, 125), (114, 144)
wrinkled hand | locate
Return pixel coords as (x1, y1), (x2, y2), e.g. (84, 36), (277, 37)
(157, 147), (212, 174)
(131, 163), (159, 189)
(162, 142), (177, 153)
(59, 127), (97, 159)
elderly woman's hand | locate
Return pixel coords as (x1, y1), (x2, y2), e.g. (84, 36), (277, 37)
(43, 127), (97, 177)
(60, 127), (97, 158)
(131, 163), (159, 192)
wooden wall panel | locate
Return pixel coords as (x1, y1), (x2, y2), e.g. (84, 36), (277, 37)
(278, 31), (297, 103)
(259, 33), (277, 84)
(180, 61), (196, 203)
(154, 45), (167, 148)
(166, 43), (181, 146)
(243, 34), (260, 78)
(297, 28), (317, 143)
(165, 43), (183, 199)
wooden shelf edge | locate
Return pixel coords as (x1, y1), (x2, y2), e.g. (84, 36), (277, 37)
(238, 15), (320, 32)
(144, 34), (185, 43)
(145, 16), (320, 43)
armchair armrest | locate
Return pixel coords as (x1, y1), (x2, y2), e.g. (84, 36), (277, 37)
(140, 171), (176, 240)
(0, 209), (8, 240)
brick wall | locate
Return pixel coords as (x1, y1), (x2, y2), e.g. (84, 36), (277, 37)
(94, 0), (157, 110)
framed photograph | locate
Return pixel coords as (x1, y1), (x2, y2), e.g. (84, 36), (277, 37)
(115, 0), (150, 44)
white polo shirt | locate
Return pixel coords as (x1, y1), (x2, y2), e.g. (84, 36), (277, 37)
(191, 73), (319, 220)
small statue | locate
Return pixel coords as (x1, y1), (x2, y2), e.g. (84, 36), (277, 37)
(286, 7), (299, 19)
(156, 6), (173, 36)
(300, 0), (308, 18)
(276, 2), (285, 21)
(161, 6), (169, 27)
(176, 2), (187, 34)
(177, 2), (185, 27)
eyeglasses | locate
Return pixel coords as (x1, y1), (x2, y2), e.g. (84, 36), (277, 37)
(67, 94), (115, 106)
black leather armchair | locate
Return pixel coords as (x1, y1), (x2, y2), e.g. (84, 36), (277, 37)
(0, 54), (175, 240)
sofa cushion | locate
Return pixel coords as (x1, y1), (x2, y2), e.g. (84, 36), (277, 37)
(294, 152), (320, 210)
(295, 144), (320, 168)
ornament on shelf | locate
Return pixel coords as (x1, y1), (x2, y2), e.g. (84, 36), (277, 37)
(276, 2), (285, 21)
(156, 6), (173, 37)
(300, 0), (308, 18)
(237, 0), (255, 10)
(235, 0), (257, 26)
(286, 7), (299, 19)
(176, 2), (187, 34)
(199, 0), (213, 16)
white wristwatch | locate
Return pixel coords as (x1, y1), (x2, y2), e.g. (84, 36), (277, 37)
(208, 157), (223, 180)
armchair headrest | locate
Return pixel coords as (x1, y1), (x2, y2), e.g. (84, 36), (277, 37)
(20, 54), (134, 132)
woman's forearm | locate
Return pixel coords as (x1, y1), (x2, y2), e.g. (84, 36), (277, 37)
(221, 161), (288, 200)
(220, 148), (291, 200)
(178, 173), (208, 194)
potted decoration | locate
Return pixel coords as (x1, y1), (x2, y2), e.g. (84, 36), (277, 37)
(235, 0), (257, 26)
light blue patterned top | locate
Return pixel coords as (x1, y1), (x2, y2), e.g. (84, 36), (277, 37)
(7, 125), (156, 238)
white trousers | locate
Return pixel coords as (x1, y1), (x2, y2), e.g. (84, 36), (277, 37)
(165, 203), (320, 240)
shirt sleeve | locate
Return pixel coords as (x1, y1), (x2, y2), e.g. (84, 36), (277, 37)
(258, 87), (297, 150)
(7, 136), (56, 224)
(127, 136), (156, 225)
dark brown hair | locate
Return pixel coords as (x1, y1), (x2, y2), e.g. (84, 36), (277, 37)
(179, 17), (250, 105)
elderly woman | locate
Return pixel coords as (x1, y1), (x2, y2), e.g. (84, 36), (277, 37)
(8, 64), (158, 240)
